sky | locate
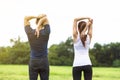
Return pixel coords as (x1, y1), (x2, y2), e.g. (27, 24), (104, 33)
(0, 0), (120, 48)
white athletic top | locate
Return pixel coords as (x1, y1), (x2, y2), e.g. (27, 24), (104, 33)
(73, 34), (92, 67)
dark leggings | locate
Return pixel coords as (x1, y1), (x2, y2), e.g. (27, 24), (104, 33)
(72, 65), (92, 80)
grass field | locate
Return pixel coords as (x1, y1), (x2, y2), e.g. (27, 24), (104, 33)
(0, 65), (120, 80)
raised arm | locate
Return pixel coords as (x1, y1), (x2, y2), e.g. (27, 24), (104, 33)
(73, 19), (78, 42)
(73, 17), (90, 42)
(74, 17), (91, 22)
(87, 18), (93, 40)
(37, 14), (46, 19)
(35, 16), (49, 38)
(36, 14), (47, 24)
(37, 16), (49, 30)
(24, 16), (37, 27)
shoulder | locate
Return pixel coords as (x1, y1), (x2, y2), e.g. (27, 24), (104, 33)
(24, 25), (33, 33)
(24, 25), (30, 29)
(44, 24), (50, 27)
(44, 24), (51, 33)
(73, 34), (79, 43)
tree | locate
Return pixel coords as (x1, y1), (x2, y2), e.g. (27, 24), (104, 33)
(48, 37), (74, 66)
(0, 37), (30, 64)
(91, 42), (120, 67)
(0, 36), (120, 67)
(9, 37), (30, 64)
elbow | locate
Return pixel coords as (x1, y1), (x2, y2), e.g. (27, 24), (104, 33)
(74, 18), (76, 21)
(24, 16), (28, 20)
(24, 17), (28, 22)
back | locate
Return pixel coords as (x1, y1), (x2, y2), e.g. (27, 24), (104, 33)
(74, 35), (90, 54)
(73, 35), (91, 66)
(25, 24), (50, 59)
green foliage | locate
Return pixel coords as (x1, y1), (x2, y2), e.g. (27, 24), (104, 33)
(48, 37), (74, 66)
(113, 59), (120, 67)
(0, 36), (120, 67)
(91, 42), (120, 67)
(0, 37), (30, 64)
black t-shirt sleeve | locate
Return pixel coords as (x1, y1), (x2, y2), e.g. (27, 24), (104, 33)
(40, 24), (50, 35)
(24, 25), (33, 34)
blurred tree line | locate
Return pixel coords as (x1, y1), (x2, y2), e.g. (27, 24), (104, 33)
(0, 37), (120, 67)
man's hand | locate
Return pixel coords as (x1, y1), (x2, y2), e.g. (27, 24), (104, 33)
(35, 28), (40, 38)
(34, 14), (47, 38)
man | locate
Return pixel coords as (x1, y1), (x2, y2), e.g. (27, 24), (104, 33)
(24, 14), (50, 80)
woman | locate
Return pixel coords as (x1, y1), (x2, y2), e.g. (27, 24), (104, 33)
(72, 17), (93, 80)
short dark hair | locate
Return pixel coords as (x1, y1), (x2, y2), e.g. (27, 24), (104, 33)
(36, 18), (40, 24)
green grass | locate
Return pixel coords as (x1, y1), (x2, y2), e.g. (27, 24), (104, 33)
(0, 65), (120, 80)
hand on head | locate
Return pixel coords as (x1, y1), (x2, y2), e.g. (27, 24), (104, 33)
(35, 27), (40, 38)
(90, 19), (93, 24)
(35, 14), (47, 38)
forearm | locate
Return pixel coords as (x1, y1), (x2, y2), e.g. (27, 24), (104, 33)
(37, 17), (48, 30)
(25, 16), (37, 21)
(85, 18), (93, 31)
(73, 19), (78, 39)
(81, 25), (87, 36)
(87, 20), (93, 38)
(37, 14), (46, 19)
(24, 16), (37, 26)
(88, 25), (92, 38)
(74, 17), (90, 22)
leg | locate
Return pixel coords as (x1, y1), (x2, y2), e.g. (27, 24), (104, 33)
(39, 56), (49, 80)
(39, 66), (49, 80)
(83, 65), (92, 80)
(72, 67), (82, 80)
(29, 61), (38, 80)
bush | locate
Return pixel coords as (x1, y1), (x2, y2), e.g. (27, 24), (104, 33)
(113, 59), (120, 67)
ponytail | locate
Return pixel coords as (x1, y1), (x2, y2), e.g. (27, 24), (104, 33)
(78, 21), (87, 47)
(81, 35), (87, 47)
